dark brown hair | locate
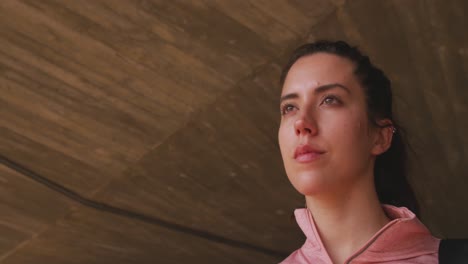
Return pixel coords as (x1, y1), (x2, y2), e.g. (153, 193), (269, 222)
(281, 40), (419, 216)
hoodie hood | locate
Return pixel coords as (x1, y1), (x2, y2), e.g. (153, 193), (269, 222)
(281, 205), (439, 264)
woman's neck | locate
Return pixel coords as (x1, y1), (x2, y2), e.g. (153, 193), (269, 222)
(305, 179), (390, 264)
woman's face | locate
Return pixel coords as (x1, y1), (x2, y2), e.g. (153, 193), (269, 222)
(278, 53), (383, 196)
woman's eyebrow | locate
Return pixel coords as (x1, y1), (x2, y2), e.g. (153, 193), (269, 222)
(314, 83), (351, 94)
(280, 93), (299, 104)
(280, 83), (350, 104)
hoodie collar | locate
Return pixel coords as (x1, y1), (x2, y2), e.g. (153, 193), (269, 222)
(294, 205), (439, 263)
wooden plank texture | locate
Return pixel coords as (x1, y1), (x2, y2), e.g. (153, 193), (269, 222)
(0, 164), (71, 260)
(0, 207), (281, 264)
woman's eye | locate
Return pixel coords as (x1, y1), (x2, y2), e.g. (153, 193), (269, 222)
(281, 104), (296, 115)
(321, 95), (341, 106)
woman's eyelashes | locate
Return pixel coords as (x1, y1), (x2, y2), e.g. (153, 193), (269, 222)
(280, 95), (343, 116)
(280, 103), (297, 116)
(320, 94), (342, 106)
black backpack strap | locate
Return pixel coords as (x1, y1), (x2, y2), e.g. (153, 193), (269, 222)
(439, 239), (468, 264)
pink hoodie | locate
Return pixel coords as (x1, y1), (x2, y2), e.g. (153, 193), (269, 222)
(281, 205), (440, 264)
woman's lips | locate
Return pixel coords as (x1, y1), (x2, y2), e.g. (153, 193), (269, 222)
(294, 145), (325, 163)
(295, 152), (323, 163)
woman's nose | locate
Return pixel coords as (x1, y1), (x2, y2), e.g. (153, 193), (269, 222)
(294, 116), (318, 136)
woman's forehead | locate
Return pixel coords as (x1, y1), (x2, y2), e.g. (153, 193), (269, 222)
(282, 53), (358, 95)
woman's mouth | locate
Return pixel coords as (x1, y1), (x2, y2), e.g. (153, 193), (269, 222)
(294, 145), (325, 163)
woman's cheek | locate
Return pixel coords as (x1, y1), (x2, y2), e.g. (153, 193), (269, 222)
(278, 125), (291, 161)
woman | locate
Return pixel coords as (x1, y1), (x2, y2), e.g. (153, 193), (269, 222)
(278, 41), (439, 263)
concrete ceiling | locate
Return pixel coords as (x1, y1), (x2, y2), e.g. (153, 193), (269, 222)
(0, 0), (467, 263)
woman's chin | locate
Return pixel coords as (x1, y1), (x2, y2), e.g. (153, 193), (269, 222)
(295, 185), (323, 196)
(289, 172), (328, 196)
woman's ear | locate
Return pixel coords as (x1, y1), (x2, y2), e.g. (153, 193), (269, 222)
(371, 119), (394, 155)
